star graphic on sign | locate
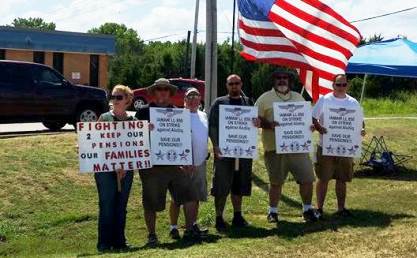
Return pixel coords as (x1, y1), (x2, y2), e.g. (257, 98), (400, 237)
(155, 150), (164, 160)
(234, 147), (243, 156)
(326, 145), (334, 153)
(348, 146), (356, 155)
(336, 146), (346, 155)
(245, 147), (254, 156)
(301, 141), (311, 151)
(280, 143), (288, 152)
(223, 146), (232, 155)
(179, 151), (188, 160)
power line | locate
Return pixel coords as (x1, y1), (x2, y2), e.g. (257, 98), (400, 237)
(350, 6), (417, 23)
(144, 33), (186, 42)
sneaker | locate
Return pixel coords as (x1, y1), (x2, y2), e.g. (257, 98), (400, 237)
(232, 214), (249, 228)
(317, 208), (324, 217)
(335, 208), (353, 217)
(303, 208), (319, 222)
(146, 233), (159, 247)
(183, 228), (202, 242)
(169, 228), (181, 240)
(113, 242), (133, 251)
(316, 208), (324, 220)
(193, 224), (209, 238)
(215, 216), (228, 232)
(267, 212), (279, 223)
(97, 245), (112, 253)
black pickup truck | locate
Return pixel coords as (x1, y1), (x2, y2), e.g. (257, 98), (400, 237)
(0, 60), (109, 131)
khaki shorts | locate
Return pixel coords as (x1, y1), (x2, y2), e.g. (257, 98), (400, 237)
(190, 162), (208, 202)
(139, 166), (197, 212)
(264, 151), (315, 185)
(315, 146), (354, 182)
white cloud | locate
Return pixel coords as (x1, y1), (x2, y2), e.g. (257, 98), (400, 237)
(0, 0), (416, 42)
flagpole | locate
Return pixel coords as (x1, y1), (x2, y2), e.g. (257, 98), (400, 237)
(190, 0), (200, 79)
(205, 0), (218, 110)
(231, 0), (237, 73)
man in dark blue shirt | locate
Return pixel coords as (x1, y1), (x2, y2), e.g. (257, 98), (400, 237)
(208, 74), (259, 232)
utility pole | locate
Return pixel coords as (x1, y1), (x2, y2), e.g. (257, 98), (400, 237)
(205, 0), (218, 110)
(231, 0), (237, 73)
(185, 30), (191, 77)
(190, 0), (200, 79)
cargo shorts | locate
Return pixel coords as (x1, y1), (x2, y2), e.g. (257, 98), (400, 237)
(315, 146), (354, 182)
(264, 151), (315, 185)
(139, 166), (197, 212)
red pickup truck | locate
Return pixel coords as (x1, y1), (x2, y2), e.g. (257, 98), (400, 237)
(132, 78), (205, 110)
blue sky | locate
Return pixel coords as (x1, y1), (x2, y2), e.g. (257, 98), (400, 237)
(1, 0), (416, 42)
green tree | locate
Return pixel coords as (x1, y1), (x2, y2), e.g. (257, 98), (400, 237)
(12, 17), (55, 31)
(89, 23), (145, 89)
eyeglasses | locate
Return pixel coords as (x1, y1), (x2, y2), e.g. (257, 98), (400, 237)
(186, 94), (200, 100)
(156, 87), (170, 92)
(227, 81), (241, 86)
(110, 95), (125, 101)
(334, 83), (348, 87)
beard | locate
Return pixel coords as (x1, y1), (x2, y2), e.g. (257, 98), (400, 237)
(276, 85), (289, 94)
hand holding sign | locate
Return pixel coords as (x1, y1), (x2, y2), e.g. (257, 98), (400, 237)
(322, 105), (364, 158)
(219, 105), (259, 159)
(150, 108), (193, 165)
(77, 121), (152, 173)
(274, 101), (313, 154)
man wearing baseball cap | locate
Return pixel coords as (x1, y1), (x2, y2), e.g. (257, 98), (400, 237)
(168, 87), (209, 241)
(135, 78), (198, 246)
(255, 69), (319, 224)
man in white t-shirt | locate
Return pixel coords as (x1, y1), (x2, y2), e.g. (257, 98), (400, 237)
(169, 87), (209, 241)
(312, 74), (366, 218)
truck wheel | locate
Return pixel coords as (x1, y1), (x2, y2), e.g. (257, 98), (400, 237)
(76, 107), (100, 122)
(43, 121), (66, 131)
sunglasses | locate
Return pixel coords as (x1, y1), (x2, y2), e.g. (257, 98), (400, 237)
(228, 81), (241, 86)
(335, 83), (348, 87)
(110, 95), (125, 101)
(156, 87), (170, 92)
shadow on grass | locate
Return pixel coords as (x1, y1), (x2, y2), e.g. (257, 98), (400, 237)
(77, 234), (221, 257)
(355, 167), (417, 182)
(221, 209), (414, 241)
(252, 173), (302, 209)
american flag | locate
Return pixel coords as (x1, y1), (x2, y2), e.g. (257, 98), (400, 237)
(238, 0), (361, 101)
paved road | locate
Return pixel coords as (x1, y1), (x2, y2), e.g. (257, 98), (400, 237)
(0, 112), (137, 134)
(0, 123), (75, 134)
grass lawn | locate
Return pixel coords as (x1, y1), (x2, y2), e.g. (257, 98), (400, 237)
(0, 119), (416, 257)
(361, 93), (417, 117)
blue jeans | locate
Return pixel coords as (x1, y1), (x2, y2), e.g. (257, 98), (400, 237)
(94, 171), (133, 250)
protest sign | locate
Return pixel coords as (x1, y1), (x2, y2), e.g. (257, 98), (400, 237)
(274, 101), (313, 154)
(150, 108), (192, 165)
(77, 121), (152, 173)
(323, 105), (363, 158)
(219, 105), (258, 159)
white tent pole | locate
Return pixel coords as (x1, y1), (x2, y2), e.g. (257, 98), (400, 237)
(360, 74), (368, 104)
